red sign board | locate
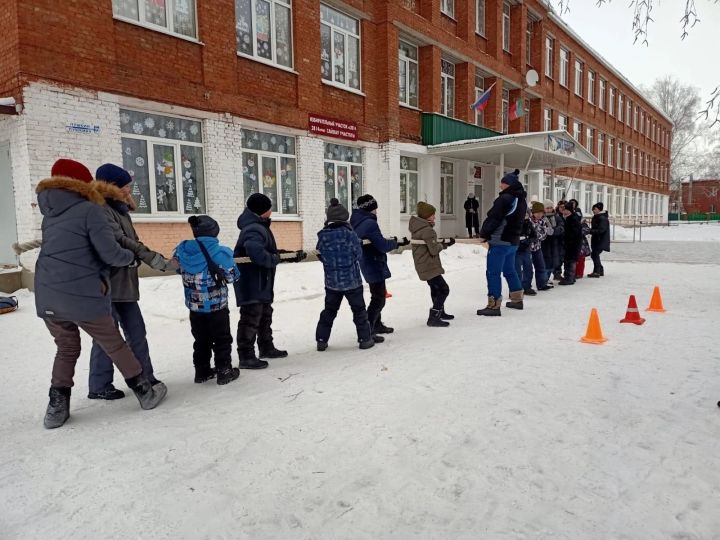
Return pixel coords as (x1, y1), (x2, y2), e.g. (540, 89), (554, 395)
(308, 114), (358, 141)
(474, 166), (483, 179)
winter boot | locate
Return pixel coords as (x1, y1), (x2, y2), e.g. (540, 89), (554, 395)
(216, 367), (240, 385)
(87, 385), (126, 400)
(477, 296), (501, 316)
(359, 339), (376, 350)
(375, 322), (394, 334)
(317, 341), (328, 352)
(524, 288), (537, 296)
(126, 374), (167, 410)
(505, 290), (524, 310)
(259, 345), (288, 359)
(440, 310), (455, 320)
(558, 278), (575, 286)
(44, 387), (71, 429)
(372, 334), (385, 343)
(553, 271), (562, 281)
(427, 309), (450, 327)
(587, 272), (601, 278)
(194, 366), (217, 384)
(238, 353), (269, 370)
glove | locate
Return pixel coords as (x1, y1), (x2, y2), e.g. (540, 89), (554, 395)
(397, 237), (410, 247)
(292, 250), (307, 263)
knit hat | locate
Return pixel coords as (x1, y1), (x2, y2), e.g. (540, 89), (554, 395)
(326, 198), (349, 222)
(543, 199), (555, 208)
(188, 215), (220, 238)
(531, 201), (545, 213)
(51, 158), (94, 183)
(416, 201), (436, 220)
(593, 202), (604, 211)
(96, 163), (132, 188)
(500, 169), (521, 189)
(357, 194), (378, 212)
(246, 192), (273, 216)
(468, 192), (475, 198)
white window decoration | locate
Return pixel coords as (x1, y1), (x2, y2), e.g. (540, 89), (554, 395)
(399, 41), (419, 108)
(440, 161), (454, 214)
(476, 0), (485, 35)
(119, 108), (205, 215)
(574, 60), (583, 96)
(113, 0), (198, 38)
(324, 143), (363, 210)
(320, 4), (361, 91)
(559, 47), (569, 86)
(441, 0), (455, 18)
(441, 60), (455, 118)
(502, 2), (511, 52)
(242, 129), (297, 215)
(544, 36), (554, 78)
(400, 156), (419, 214)
(235, 0), (293, 69)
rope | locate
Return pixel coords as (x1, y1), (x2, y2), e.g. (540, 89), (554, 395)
(12, 240), (42, 255)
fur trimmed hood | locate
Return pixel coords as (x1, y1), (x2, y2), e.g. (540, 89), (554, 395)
(93, 180), (137, 211)
(36, 176), (105, 205)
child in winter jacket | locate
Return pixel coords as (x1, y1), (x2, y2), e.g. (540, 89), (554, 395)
(409, 202), (454, 328)
(315, 199), (374, 351)
(514, 211), (538, 296)
(174, 215), (241, 385)
(528, 201), (553, 292)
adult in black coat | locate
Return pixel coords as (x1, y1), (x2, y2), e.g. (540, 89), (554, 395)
(558, 203), (582, 285)
(464, 193), (480, 238)
(588, 202), (610, 277)
(541, 200), (564, 281)
(35, 159), (166, 429)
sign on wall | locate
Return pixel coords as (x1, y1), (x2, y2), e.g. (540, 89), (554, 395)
(66, 123), (101, 134)
(473, 166), (483, 179)
(309, 114), (358, 141)
(546, 134), (576, 157)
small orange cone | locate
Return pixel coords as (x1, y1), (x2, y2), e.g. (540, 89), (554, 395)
(646, 286), (666, 313)
(620, 295), (646, 325)
(580, 308), (608, 344)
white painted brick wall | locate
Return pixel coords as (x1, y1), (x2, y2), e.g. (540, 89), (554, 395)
(296, 135), (325, 248)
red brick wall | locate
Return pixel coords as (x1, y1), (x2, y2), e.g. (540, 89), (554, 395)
(681, 180), (720, 213)
(0, 1), (20, 97)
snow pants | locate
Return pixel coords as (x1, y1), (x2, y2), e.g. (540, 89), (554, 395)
(486, 244), (522, 299)
(427, 275), (450, 310)
(236, 302), (274, 359)
(190, 308), (233, 372)
(367, 281), (387, 334)
(315, 286), (372, 344)
(591, 249), (604, 274)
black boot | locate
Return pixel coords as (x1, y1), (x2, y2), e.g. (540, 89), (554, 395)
(375, 322), (394, 334)
(44, 387), (71, 429)
(238, 351), (269, 370)
(427, 309), (450, 327)
(126, 374), (167, 410)
(317, 341), (328, 352)
(359, 339), (375, 349)
(477, 296), (501, 316)
(258, 345), (288, 359)
(216, 367), (240, 385)
(87, 385), (126, 400)
(587, 272), (601, 278)
(440, 310), (455, 320)
(372, 334), (385, 343)
(505, 290), (524, 310)
(194, 366), (217, 384)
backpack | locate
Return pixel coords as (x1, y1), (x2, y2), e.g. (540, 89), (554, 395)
(0, 296), (18, 315)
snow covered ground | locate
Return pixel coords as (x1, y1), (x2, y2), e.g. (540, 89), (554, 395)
(2, 227), (720, 539)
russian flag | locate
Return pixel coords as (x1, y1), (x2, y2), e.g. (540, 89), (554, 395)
(471, 82), (497, 112)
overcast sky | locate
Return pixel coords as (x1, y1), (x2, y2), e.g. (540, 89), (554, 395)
(557, 0), (719, 107)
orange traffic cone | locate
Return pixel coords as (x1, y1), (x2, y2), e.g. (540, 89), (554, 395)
(580, 308), (608, 344)
(620, 295), (646, 325)
(646, 286), (666, 313)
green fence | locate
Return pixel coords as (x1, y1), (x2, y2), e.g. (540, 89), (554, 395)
(668, 212), (720, 221)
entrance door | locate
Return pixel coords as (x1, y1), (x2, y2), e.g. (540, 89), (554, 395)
(0, 144), (18, 265)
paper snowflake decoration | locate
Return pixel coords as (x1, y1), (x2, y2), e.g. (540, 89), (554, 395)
(144, 117), (155, 129)
(189, 124), (199, 136)
(120, 113), (130, 124)
(158, 128), (167, 138)
(132, 122), (144, 134)
(136, 157), (145, 167)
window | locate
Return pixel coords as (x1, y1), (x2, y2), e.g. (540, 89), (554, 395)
(242, 129), (297, 214)
(544, 108), (552, 131)
(324, 143), (363, 209)
(617, 141), (623, 170)
(543, 177), (552, 201)
(599, 78), (606, 110)
(440, 161), (454, 214)
(524, 102), (530, 132)
(476, 0), (485, 35)
(399, 41), (418, 108)
(625, 145), (631, 172)
(584, 183), (593, 215)
(615, 188), (622, 216)
(119, 108), (205, 215)
(640, 111), (645, 134)
(320, 4), (361, 91)
(609, 87), (616, 117)
(545, 36), (554, 78)
(441, 0), (454, 18)
(597, 133), (604, 164)
(558, 114), (567, 132)
(587, 70), (595, 103)
(559, 47), (569, 86)
(526, 20), (532, 62)
(633, 106), (638, 130)
(618, 94), (624, 122)
(235, 0), (293, 68)
(113, 0), (198, 39)
(608, 137), (614, 168)
(586, 127), (594, 154)
(632, 148), (637, 174)
(474, 74), (485, 126)
(400, 156), (419, 214)
(440, 60), (455, 117)
(502, 88), (509, 134)
(626, 99), (632, 126)
(502, 2), (511, 52)
(574, 60), (583, 96)
(572, 120), (581, 141)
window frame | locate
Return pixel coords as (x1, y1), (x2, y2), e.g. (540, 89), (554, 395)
(558, 113), (567, 132)
(618, 93), (624, 122)
(440, 59), (456, 118)
(608, 137), (614, 168)
(112, 0), (200, 41)
(441, 0), (455, 18)
(320, 4), (362, 92)
(398, 40), (419, 109)
(323, 143), (364, 210)
(476, 0), (485, 36)
(559, 47), (569, 87)
(574, 59), (583, 96)
(399, 156), (419, 215)
(587, 70), (595, 104)
(502, 2), (511, 52)
(235, 0), (294, 70)
(586, 126), (594, 154)
(572, 120), (582, 142)
(440, 161), (455, 215)
(609, 87), (616, 117)
(599, 78), (606, 110)
(526, 19), (532, 63)
(597, 132), (604, 164)
(474, 74), (485, 126)
(544, 108), (552, 131)
(502, 88), (509, 134)
(544, 36), (554, 78)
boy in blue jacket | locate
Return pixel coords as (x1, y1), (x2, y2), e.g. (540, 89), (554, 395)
(174, 215), (241, 385)
(316, 199), (374, 351)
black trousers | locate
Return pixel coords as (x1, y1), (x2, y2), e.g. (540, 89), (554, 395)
(367, 281), (387, 333)
(427, 275), (450, 310)
(591, 249), (604, 274)
(316, 286), (371, 343)
(190, 308), (233, 371)
(563, 257), (577, 282)
(236, 303), (274, 359)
